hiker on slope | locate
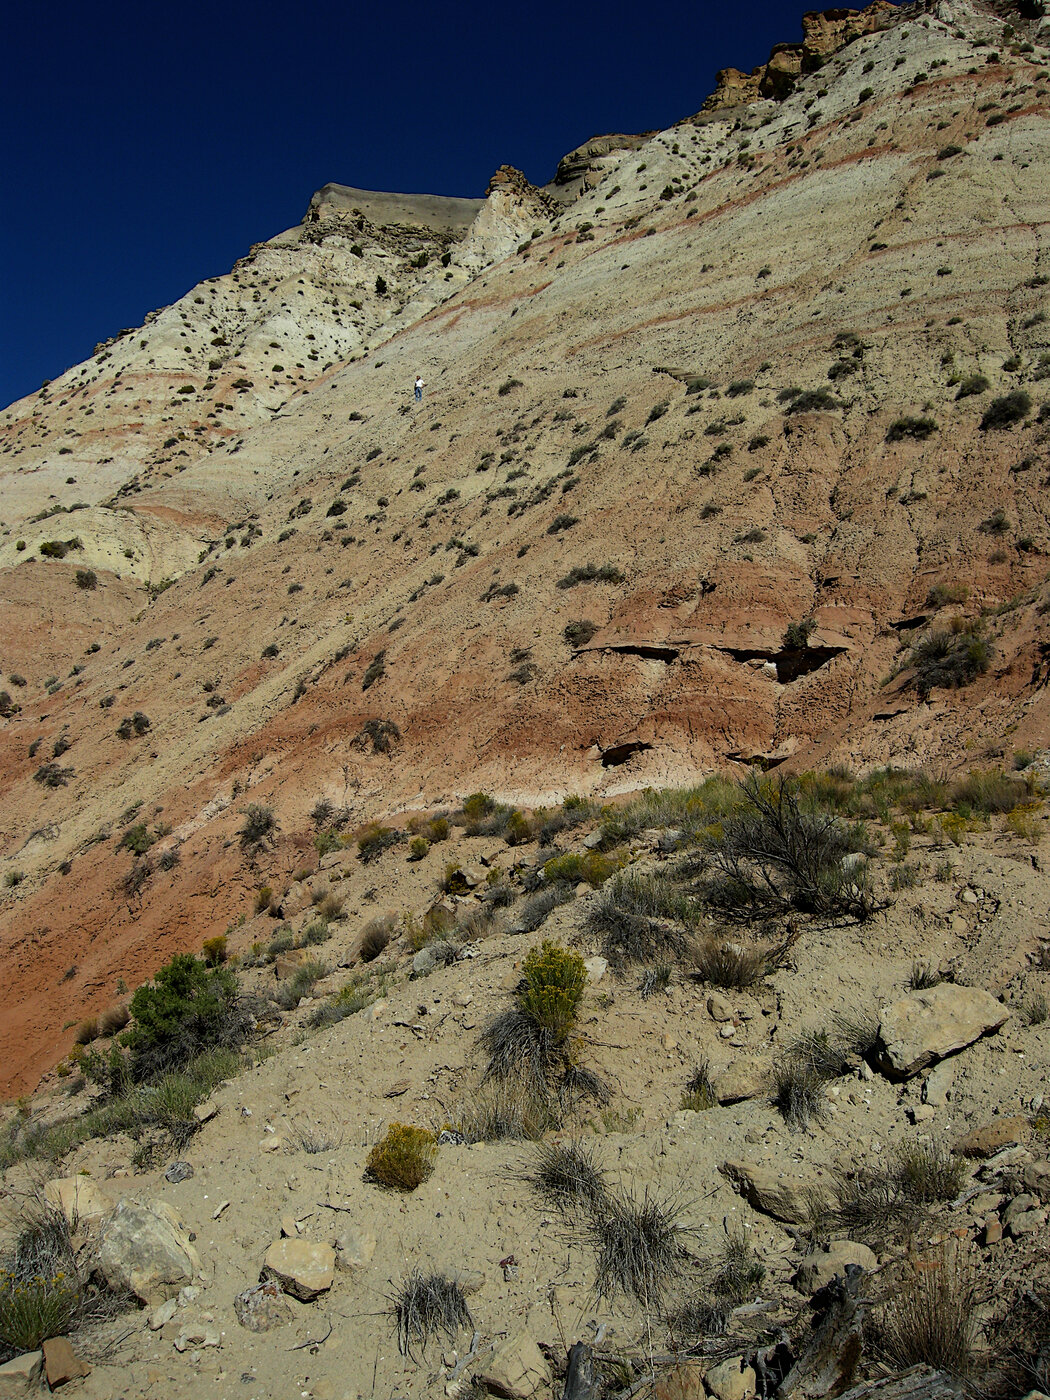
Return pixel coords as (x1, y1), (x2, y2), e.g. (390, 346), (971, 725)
(414, 375), (424, 402)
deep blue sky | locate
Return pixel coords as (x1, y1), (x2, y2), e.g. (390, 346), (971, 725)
(3, 0), (832, 409)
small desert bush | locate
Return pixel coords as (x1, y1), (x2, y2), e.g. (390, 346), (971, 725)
(359, 914), (396, 962)
(894, 1142), (967, 1203)
(524, 1140), (610, 1211)
(239, 803), (276, 850)
(587, 868), (696, 966)
(711, 1234), (766, 1305)
(879, 1249), (976, 1376)
(980, 390), (1031, 430)
(315, 891), (345, 921)
(886, 416), (938, 442)
(518, 940), (587, 1042)
(955, 374), (989, 400)
(272, 960), (327, 1011)
(905, 622), (993, 699)
(543, 849), (623, 887)
(680, 1058), (717, 1111)
(357, 823), (402, 863)
(366, 1123), (437, 1191)
(391, 1271), (471, 1357)
(785, 388), (838, 414)
(589, 1187), (691, 1305)
(692, 937), (770, 990)
(515, 882), (575, 933)
(451, 1082), (554, 1143)
(949, 769), (1024, 815)
(119, 952), (249, 1084)
(926, 582), (968, 608)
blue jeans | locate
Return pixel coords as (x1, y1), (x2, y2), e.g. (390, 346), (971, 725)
(415, 385), (422, 401)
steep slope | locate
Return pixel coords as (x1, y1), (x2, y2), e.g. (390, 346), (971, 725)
(2, 0), (1050, 1091)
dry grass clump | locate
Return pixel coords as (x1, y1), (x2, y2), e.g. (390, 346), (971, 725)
(523, 1140), (610, 1211)
(692, 936), (770, 989)
(516, 881), (575, 933)
(831, 1143), (967, 1242)
(879, 1248), (976, 1377)
(391, 1271), (472, 1357)
(587, 868), (696, 966)
(366, 1123), (437, 1191)
(359, 914), (396, 962)
(452, 1082), (555, 1143)
(97, 1003), (130, 1036)
(711, 1234), (766, 1305)
(894, 1141), (967, 1204)
(314, 891), (345, 921)
(272, 959), (327, 1010)
(590, 1188), (692, 1306)
(680, 1058), (717, 1112)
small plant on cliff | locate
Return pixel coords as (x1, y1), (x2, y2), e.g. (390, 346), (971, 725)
(239, 803), (276, 850)
(122, 952), (249, 1082)
(366, 1123), (436, 1192)
(784, 617), (817, 648)
(886, 416), (938, 441)
(981, 390), (1031, 430)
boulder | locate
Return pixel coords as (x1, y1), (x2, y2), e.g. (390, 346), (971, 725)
(0, 1352), (43, 1396)
(261, 1239), (335, 1301)
(333, 1225), (376, 1271)
(584, 956), (608, 984)
(173, 1325), (221, 1352)
(274, 949), (313, 980)
(955, 1115), (1029, 1159)
(477, 1331), (550, 1398)
(42, 1337), (91, 1387)
(43, 1176), (116, 1227)
(876, 985), (1009, 1078)
(704, 1357), (756, 1400)
(1022, 1161), (1050, 1199)
(654, 1359), (707, 1400)
(234, 1279), (293, 1331)
(708, 993), (733, 1022)
(97, 1199), (200, 1304)
(720, 1160), (833, 1224)
(922, 1061), (955, 1107)
(793, 1240), (877, 1296)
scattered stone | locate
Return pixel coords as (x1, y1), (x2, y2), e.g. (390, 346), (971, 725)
(173, 1325), (221, 1352)
(720, 1160), (833, 1224)
(149, 1297), (178, 1330)
(261, 1239), (335, 1301)
(478, 1331), (550, 1398)
(0, 1351), (43, 1395)
(413, 947), (438, 976)
(43, 1176), (115, 1227)
(1007, 1209), (1046, 1238)
(714, 1061), (770, 1104)
(164, 1161), (194, 1184)
(42, 1338), (90, 1387)
(707, 992), (733, 1022)
(909, 1105), (936, 1124)
(982, 1215), (1003, 1246)
(954, 1115), (1029, 1159)
(280, 1216), (299, 1238)
(384, 1078), (411, 1097)
(452, 992), (473, 1007)
(719, 1023), (737, 1039)
(193, 1100), (218, 1124)
(1022, 1161), (1050, 1198)
(274, 949), (313, 979)
(922, 1062), (954, 1107)
(793, 1240), (877, 1296)
(234, 1279), (293, 1331)
(97, 1199), (200, 1304)
(876, 984), (1009, 1078)
(704, 1356), (756, 1400)
(581, 830), (603, 849)
(654, 1359), (707, 1400)
(583, 956), (608, 984)
(334, 1226), (376, 1271)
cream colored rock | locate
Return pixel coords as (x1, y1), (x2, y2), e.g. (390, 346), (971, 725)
(654, 1360), (707, 1400)
(262, 1239), (335, 1301)
(0, 1351), (43, 1395)
(334, 1226), (377, 1271)
(876, 985), (1009, 1078)
(720, 1160), (833, 1223)
(955, 1115), (1029, 1159)
(793, 1240), (877, 1295)
(704, 1357), (756, 1400)
(477, 1332), (550, 1398)
(714, 1061), (770, 1104)
(44, 1176), (116, 1227)
(97, 1200), (200, 1304)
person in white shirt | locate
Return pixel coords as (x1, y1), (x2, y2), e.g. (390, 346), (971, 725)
(414, 375), (424, 402)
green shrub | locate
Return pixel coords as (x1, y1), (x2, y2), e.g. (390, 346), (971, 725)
(518, 941), (587, 1042)
(906, 622), (992, 699)
(785, 388), (838, 413)
(357, 823), (401, 863)
(75, 569), (97, 590)
(955, 374), (989, 400)
(543, 850), (622, 887)
(366, 1123), (436, 1191)
(981, 390), (1031, 430)
(556, 563), (624, 590)
(783, 617), (816, 648)
(239, 803), (276, 850)
(409, 835), (430, 860)
(926, 583), (968, 608)
(887, 416), (938, 441)
(563, 619), (598, 646)
(123, 953), (248, 1082)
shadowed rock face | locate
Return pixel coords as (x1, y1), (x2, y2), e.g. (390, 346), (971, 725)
(2, 0), (1050, 1093)
(306, 183), (484, 234)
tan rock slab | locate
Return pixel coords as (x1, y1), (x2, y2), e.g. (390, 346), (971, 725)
(954, 1115), (1029, 1159)
(793, 1240), (877, 1295)
(477, 1331), (550, 1398)
(234, 1279), (293, 1331)
(0, 1352), (43, 1395)
(42, 1337), (91, 1387)
(97, 1199), (200, 1304)
(876, 985), (1009, 1078)
(334, 1225), (376, 1271)
(704, 1357), (756, 1400)
(262, 1239), (335, 1301)
(654, 1359), (707, 1400)
(44, 1176), (116, 1227)
(714, 1061), (770, 1104)
(720, 1160), (833, 1223)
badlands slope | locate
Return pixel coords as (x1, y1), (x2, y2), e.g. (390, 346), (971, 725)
(1, 0), (1050, 1092)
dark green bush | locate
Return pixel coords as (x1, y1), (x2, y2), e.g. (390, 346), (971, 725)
(123, 953), (248, 1082)
(785, 389), (838, 413)
(886, 416), (938, 442)
(981, 391), (1031, 430)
